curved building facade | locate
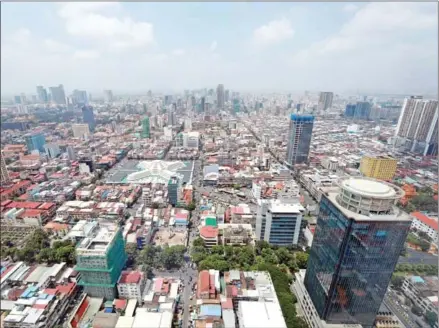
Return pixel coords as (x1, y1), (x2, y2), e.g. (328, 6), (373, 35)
(304, 177), (411, 328)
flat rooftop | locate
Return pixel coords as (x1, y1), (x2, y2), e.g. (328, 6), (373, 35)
(238, 301), (287, 328)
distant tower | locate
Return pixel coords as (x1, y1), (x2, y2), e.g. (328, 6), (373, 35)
(1, 151), (10, 184)
(36, 86), (48, 103)
(66, 146), (76, 161)
(82, 106), (96, 132)
(142, 117), (150, 138)
(286, 114), (314, 166)
(25, 132), (46, 153)
(216, 84), (225, 110)
(318, 92), (334, 111)
(49, 84), (66, 105)
(104, 90), (114, 103)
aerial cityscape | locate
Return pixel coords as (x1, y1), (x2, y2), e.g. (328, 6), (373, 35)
(0, 2), (438, 328)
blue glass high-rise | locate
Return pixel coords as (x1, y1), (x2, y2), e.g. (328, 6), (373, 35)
(304, 177), (411, 328)
(25, 133), (46, 153)
(82, 106), (96, 132)
(286, 114), (314, 166)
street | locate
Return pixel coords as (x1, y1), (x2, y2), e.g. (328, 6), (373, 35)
(398, 249), (438, 265)
(384, 289), (419, 328)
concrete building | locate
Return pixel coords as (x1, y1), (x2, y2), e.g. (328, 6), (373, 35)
(302, 177), (411, 328)
(104, 90), (114, 103)
(318, 92), (333, 111)
(183, 131), (200, 149)
(66, 146), (76, 161)
(82, 106), (96, 132)
(75, 223), (127, 299)
(359, 155), (397, 180)
(72, 124), (91, 139)
(117, 270), (146, 303)
(395, 97), (438, 156)
(286, 114), (314, 166)
(44, 143), (61, 159)
(36, 85), (48, 103)
(1, 151), (10, 184)
(49, 84), (66, 105)
(402, 275), (438, 318)
(410, 212), (438, 242)
(255, 200), (304, 246)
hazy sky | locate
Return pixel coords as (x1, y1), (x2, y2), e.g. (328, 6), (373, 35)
(1, 2), (437, 95)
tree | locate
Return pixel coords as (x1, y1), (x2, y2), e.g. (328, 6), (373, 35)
(391, 275), (404, 289)
(424, 311), (438, 328)
(192, 237), (204, 247)
(36, 248), (56, 264)
(55, 245), (76, 264)
(419, 240), (431, 252)
(411, 305), (424, 316)
(295, 252), (309, 269)
(186, 202), (196, 212)
(275, 247), (292, 265)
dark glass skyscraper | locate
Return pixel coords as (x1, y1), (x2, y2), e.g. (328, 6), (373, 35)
(82, 106), (96, 132)
(304, 177), (411, 328)
(286, 114), (314, 166)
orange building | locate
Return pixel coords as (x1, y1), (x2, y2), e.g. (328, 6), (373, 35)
(399, 184), (417, 206)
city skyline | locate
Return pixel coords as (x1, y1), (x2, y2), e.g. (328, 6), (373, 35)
(1, 2), (437, 95)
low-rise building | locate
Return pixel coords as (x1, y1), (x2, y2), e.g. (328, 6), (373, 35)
(410, 212), (438, 242)
(402, 275), (438, 317)
(117, 271), (146, 303)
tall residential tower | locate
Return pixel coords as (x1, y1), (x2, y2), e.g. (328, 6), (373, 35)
(318, 92), (334, 111)
(286, 114), (314, 166)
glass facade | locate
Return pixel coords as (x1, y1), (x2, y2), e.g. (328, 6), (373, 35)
(25, 133), (46, 153)
(286, 114), (314, 166)
(82, 106), (96, 132)
(268, 215), (298, 245)
(304, 195), (410, 328)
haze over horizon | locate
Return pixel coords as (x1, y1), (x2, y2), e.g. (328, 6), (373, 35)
(1, 2), (437, 96)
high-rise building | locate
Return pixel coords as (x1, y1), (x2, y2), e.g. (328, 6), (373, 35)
(44, 143), (61, 159)
(360, 155), (398, 180)
(318, 92), (334, 111)
(168, 175), (182, 206)
(49, 84), (66, 105)
(217, 84), (225, 109)
(297, 177), (410, 328)
(233, 99), (240, 114)
(286, 114), (314, 166)
(72, 90), (88, 105)
(25, 132), (46, 153)
(142, 117), (150, 138)
(345, 104), (356, 117)
(395, 97), (438, 156)
(36, 86), (48, 103)
(354, 101), (372, 120)
(13, 96), (21, 104)
(104, 90), (113, 103)
(200, 97), (206, 112)
(75, 223), (127, 299)
(82, 106), (96, 132)
(255, 200), (304, 246)
(72, 124), (91, 139)
(225, 90), (230, 103)
(164, 95), (172, 106)
(1, 151), (10, 184)
(66, 146), (76, 161)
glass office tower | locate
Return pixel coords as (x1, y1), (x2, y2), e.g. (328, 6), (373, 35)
(82, 105), (96, 132)
(286, 114), (314, 166)
(304, 177), (411, 328)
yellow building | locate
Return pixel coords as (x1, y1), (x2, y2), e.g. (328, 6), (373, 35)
(360, 155), (397, 180)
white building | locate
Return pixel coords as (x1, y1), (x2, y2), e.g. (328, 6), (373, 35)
(117, 270), (146, 303)
(255, 199), (304, 246)
(72, 124), (91, 139)
(183, 131), (200, 149)
(410, 212), (438, 242)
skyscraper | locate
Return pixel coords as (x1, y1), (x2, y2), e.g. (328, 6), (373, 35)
(36, 86), (48, 103)
(49, 84), (66, 105)
(25, 132), (46, 153)
(299, 177), (410, 328)
(353, 101), (372, 120)
(82, 106), (96, 132)
(66, 146), (76, 161)
(217, 84), (225, 109)
(286, 114), (314, 166)
(395, 97), (438, 156)
(225, 90), (230, 103)
(1, 151), (10, 184)
(318, 92), (334, 111)
(104, 90), (113, 103)
(200, 97), (206, 113)
(72, 90), (88, 105)
(233, 99), (240, 114)
(142, 117), (150, 138)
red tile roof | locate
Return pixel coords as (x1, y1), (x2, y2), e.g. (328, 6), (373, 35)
(198, 270), (210, 293)
(114, 299), (127, 310)
(200, 226), (218, 239)
(119, 271), (142, 284)
(411, 212), (439, 230)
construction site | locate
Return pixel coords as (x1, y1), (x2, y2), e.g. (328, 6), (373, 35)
(153, 227), (187, 247)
